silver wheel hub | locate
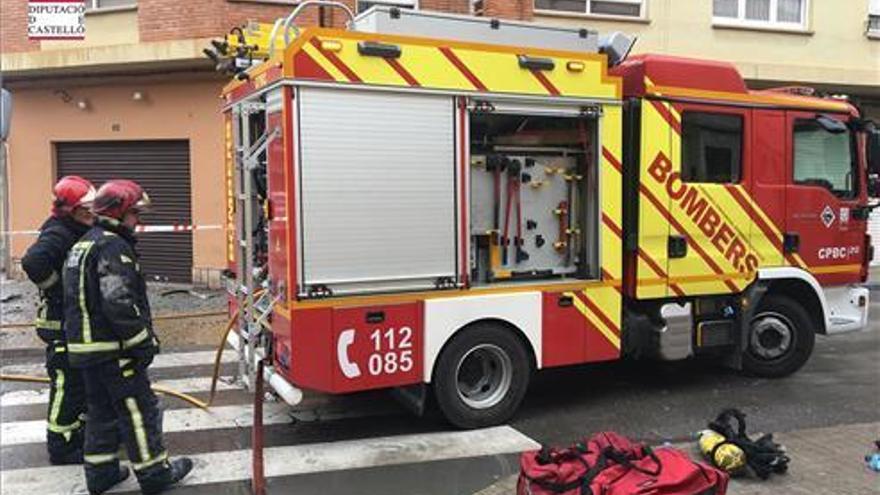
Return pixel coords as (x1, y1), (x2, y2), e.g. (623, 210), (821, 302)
(455, 344), (513, 410)
(749, 312), (794, 360)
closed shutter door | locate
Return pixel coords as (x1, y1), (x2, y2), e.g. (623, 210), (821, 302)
(298, 88), (457, 296)
(871, 210), (880, 266)
(56, 141), (193, 282)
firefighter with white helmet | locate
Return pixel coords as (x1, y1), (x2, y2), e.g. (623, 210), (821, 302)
(63, 179), (193, 494)
(21, 175), (96, 464)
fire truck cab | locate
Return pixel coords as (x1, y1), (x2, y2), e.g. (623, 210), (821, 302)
(217, 4), (877, 428)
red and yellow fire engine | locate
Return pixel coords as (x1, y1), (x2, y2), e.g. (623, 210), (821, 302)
(210, 2), (880, 428)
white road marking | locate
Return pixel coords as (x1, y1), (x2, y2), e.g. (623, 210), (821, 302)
(1, 377), (240, 407)
(0, 350), (236, 376)
(1, 403), (291, 446)
(0, 426), (539, 495)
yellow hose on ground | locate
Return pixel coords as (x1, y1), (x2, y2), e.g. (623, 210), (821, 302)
(0, 311), (228, 330)
(0, 374), (211, 410)
(0, 289), (267, 411)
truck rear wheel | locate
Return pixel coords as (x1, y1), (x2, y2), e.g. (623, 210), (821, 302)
(742, 295), (815, 378)
(433, 322), (530, 429)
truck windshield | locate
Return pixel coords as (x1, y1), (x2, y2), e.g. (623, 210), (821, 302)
(793, 119), (856, 198)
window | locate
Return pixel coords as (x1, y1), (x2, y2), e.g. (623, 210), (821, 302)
(794, 119), (856, 198)
(713, 0), (807, 29)
(534, 0), (645, 18)
(681, 112), (743, 184)
(357, 0), (417, 14)
(472, 0), (485, 15)
(87, 0), (136, 10)
(869, 0), (880, 37)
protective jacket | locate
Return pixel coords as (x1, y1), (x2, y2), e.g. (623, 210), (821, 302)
(63, 217), (159, 368)
(21, 215), (91, 343)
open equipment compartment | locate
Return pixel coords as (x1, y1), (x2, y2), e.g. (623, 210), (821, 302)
(469, 102), (600, 284)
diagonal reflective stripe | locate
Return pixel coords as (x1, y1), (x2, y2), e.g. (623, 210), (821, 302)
(124, 397), (151, 463)
(122, 329), (150, 349)
(567, 293), (621, 350)
(46, 419), (82, 434)
(84, 453), (118, 465)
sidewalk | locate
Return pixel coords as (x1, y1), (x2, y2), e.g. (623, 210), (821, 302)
(474, 422), (880, 494)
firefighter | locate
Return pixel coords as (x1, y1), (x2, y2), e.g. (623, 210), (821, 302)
(63, 179), (193, 495)
(20, 175), (96, 465)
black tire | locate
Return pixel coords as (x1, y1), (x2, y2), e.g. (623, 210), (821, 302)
(433, 322), (531, 429)
(742, 294), (815, 378)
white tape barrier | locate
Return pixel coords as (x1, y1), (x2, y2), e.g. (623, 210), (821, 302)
(3, 224), (222, 236)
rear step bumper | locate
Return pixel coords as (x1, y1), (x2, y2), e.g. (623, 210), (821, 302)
(824, 285), (870, 334)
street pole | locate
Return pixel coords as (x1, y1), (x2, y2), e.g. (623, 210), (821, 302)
(0, 84), (11, 276)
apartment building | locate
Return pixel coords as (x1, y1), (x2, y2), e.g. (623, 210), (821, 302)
(1, 0), (878, 284)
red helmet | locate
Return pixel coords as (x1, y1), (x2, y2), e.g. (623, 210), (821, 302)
(53, 176), (96, 216)
(92, 179), (152, 219)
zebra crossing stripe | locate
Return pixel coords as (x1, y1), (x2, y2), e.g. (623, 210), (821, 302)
(1, 377), (239, 407)
(1, 350), (237, 376)
(0, 426), (539, 495)
(1, 402), (293, 446)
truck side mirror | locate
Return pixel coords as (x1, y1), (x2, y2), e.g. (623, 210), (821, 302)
(868, 126), (880, 198)
(0, 89), (11, 142)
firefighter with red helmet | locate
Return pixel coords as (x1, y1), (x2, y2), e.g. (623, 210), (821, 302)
(21, 176), (96, 464)
(63, 180), (192, 495)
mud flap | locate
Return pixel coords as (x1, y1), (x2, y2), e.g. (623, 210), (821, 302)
(724, 282), (768, 370)
(391, 383), (427, 417)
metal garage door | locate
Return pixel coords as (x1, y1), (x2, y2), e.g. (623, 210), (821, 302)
(56, 141), (193, 282)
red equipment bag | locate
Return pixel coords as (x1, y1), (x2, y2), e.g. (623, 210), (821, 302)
(517, 432), (728, 495)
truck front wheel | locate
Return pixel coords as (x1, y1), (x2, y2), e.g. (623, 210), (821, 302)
(433, 322), (531, 429)
(742, 295), (815, 378)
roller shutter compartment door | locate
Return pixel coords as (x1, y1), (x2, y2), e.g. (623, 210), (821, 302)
(297, 88), (458, 296)
(56, 141), (193, 282)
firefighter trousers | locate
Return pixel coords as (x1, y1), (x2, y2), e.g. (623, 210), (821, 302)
(82, 357), (172, 488)
(45, 340), (86, 462)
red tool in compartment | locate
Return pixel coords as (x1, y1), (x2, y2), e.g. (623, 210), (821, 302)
(503, 158), (529, 265)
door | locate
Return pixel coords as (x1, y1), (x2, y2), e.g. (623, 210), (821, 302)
(56, 140), (193, 282)
(635, 99), (674, 299)
(785, 112), (866, 285)
(638, 100), (755, 298)
(746, 111), (787, 269)
(296, 87), (458, 297)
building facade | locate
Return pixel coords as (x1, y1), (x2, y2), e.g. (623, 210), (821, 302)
(2, 0), (878, 284)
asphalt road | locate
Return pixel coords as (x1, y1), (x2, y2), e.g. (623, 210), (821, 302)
(253, 298), (880, 495)
(2, 299), (877, 495)
(512, 301), (880, 445)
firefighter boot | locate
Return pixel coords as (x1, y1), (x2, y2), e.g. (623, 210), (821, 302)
(86, 465), (130, 495)
(137, 457), (194, 495)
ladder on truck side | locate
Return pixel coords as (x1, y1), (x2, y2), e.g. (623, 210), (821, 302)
(230, 100), (284, 392)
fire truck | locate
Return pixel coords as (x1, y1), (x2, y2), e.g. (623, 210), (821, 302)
(210, 2), (880, 428)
